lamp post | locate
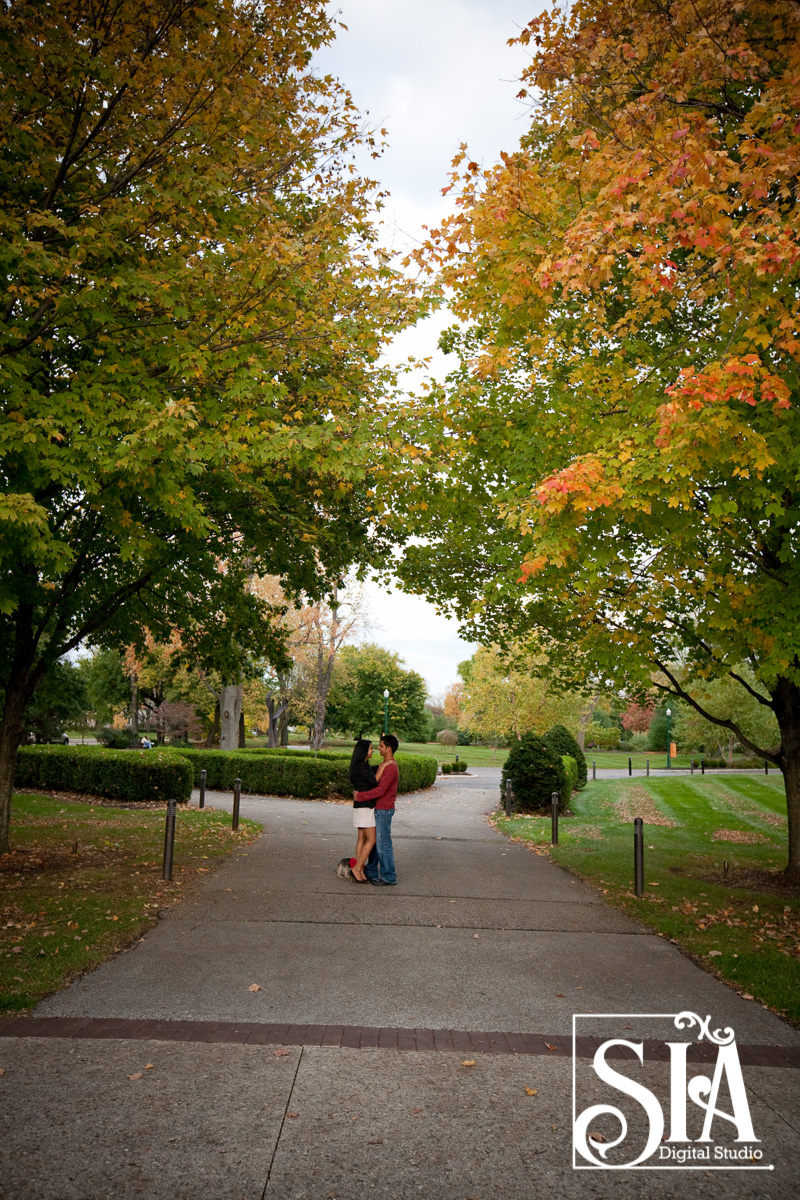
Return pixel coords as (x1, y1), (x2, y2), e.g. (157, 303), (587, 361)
(383, 689), (390, 736)
(666, 707), (672, 769)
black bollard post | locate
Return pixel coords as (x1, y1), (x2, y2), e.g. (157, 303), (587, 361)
(199, 769), (206, 810)
(162, 799), (177, 881)
(592, 760), (596, 781)
(628, 756), (632, 777)
(551, 791), (559, 845)
(456, 754), (459, 764)
(646, 757), (650, 777)
(764, 760), (768, 776)
(232, 777), (241, 831)
(504, 779), (512, 818)
(701, 757), (705, 775)
(690, 758), (694, 775)
(634, 817), (644, 897)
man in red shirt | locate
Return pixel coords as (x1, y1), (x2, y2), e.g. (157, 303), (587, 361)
(356, 733), (399, 886)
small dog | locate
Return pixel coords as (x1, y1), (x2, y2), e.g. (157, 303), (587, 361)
(336, 856), (356, 879)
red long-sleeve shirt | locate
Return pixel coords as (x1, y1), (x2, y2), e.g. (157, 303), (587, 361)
(356, 760), (398, 811)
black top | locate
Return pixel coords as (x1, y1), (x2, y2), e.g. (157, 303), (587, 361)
(350, 739), (377, 806)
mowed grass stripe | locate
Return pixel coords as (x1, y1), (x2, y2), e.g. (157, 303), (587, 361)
(495, 776), (799, 1026)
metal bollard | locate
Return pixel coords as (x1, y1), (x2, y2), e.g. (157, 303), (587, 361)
(162, 799), (177, 881)
(456, 754), (459, 764)
(199, 769), (206, 810)
(764, 760), (769, 776)
(232, 777), (241, 831)
(690, 759), (694, 775)
(646, 757), (650, 777)
(634, 817), (644, 897)
(628, 756), (632, 777)
(504, 779), (512, 818)
(592, 760), (596, 780)
(551, 791), (559, 845)
(701, 757), (705, 775)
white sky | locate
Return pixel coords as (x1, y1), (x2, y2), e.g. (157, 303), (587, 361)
(315, 0), (538, 696)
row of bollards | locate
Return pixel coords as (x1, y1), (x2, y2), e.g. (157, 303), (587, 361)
(162, 774), (243, 880)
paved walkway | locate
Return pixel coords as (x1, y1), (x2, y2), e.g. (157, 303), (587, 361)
(1, 769), (798, 1199)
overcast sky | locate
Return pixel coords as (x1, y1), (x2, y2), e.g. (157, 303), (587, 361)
(315, 0), (538, 697)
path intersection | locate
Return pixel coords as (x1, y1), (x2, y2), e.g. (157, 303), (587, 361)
(1, 768), (798, 1199)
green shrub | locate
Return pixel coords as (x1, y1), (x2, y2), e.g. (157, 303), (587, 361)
(500, 733), (566, 814)
(441, 762), (452, 774)
(96, 727), (132, 749)
(176, 748), (436, 798)
(543, 724), (587, 789)
(561, 754), (578, 800)
(14, 745), (192, 803)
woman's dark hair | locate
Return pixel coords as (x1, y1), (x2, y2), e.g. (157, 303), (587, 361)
(350, 738), (377, 793)
(350, 738), (372, 768)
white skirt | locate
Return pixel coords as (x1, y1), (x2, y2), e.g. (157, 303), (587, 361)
(353, 807), (376, 828)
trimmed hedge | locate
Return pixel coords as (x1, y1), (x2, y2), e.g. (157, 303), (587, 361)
(544, 725), (588, 789)
(561, 754), (578, 800)
(176, 748), (437, 798)
(501, 733), (566, 813)
(14, 745), (193, 803)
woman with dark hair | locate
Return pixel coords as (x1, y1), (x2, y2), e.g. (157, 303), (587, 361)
(348, 739), (383, 882)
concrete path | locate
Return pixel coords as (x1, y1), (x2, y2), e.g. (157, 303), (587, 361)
(1, 769), (798, 1199)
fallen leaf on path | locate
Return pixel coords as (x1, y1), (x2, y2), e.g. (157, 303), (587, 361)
(248, 984), (261, 992)
(524, 1087), (538, 1096)
(707, 951), (722, 957)
(145, 1063), (154, 1069)
(411, 1107), (422, 1114)
(742, 993), (754, 1000)
(473, 934), (479, 939)
(555, 993), (565, 998)
(545, 1044), (558, 1051)
(272, 1049), (290, 1057)
(461, 1060), (475, 1067)
(589, 1132), (606, 1143)
(127, 1072), (143, 1081)
(288, 1112), (298, 1119)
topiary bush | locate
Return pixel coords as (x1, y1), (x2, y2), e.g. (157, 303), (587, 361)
(441, 762), (453, 774)
(543, 724), (588, 789)
(14, 745), (192, 803)
(561, 754), (578, 801)
(500, 733), (566, 813)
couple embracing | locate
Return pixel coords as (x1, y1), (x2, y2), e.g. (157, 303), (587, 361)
(348, 734), (398, 886)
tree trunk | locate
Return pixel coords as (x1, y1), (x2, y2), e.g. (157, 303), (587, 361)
(311, 645), (336, 753)
(238, 709), (245, 749)
(280, 714), (290, 746)
(773, 676), (800, 880)
(0, 681), (31, 854)
(130, 673), (139, 745)
(204, 702), (220, 748)
(266, 694), (288, 748)
(219, 685), (243, 751)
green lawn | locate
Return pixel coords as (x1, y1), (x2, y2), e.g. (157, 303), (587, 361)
(493, 775), (799, 1026)
(0, 793), (260, 1015)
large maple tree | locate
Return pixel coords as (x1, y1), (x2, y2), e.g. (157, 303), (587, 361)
(0, 0), (417, 850)
(401, 0), (800, 873)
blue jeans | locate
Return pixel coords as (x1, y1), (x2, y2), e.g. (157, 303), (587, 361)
(365, 808), (396, 883)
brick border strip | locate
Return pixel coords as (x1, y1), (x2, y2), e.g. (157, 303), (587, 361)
(0, 1018), (798, 1067)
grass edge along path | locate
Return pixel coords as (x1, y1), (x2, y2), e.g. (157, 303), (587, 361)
(0, 792), (261, 1017)
(492, 775), (800, 1028)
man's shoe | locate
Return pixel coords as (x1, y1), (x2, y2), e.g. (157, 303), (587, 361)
(370, 879), (392, 886)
